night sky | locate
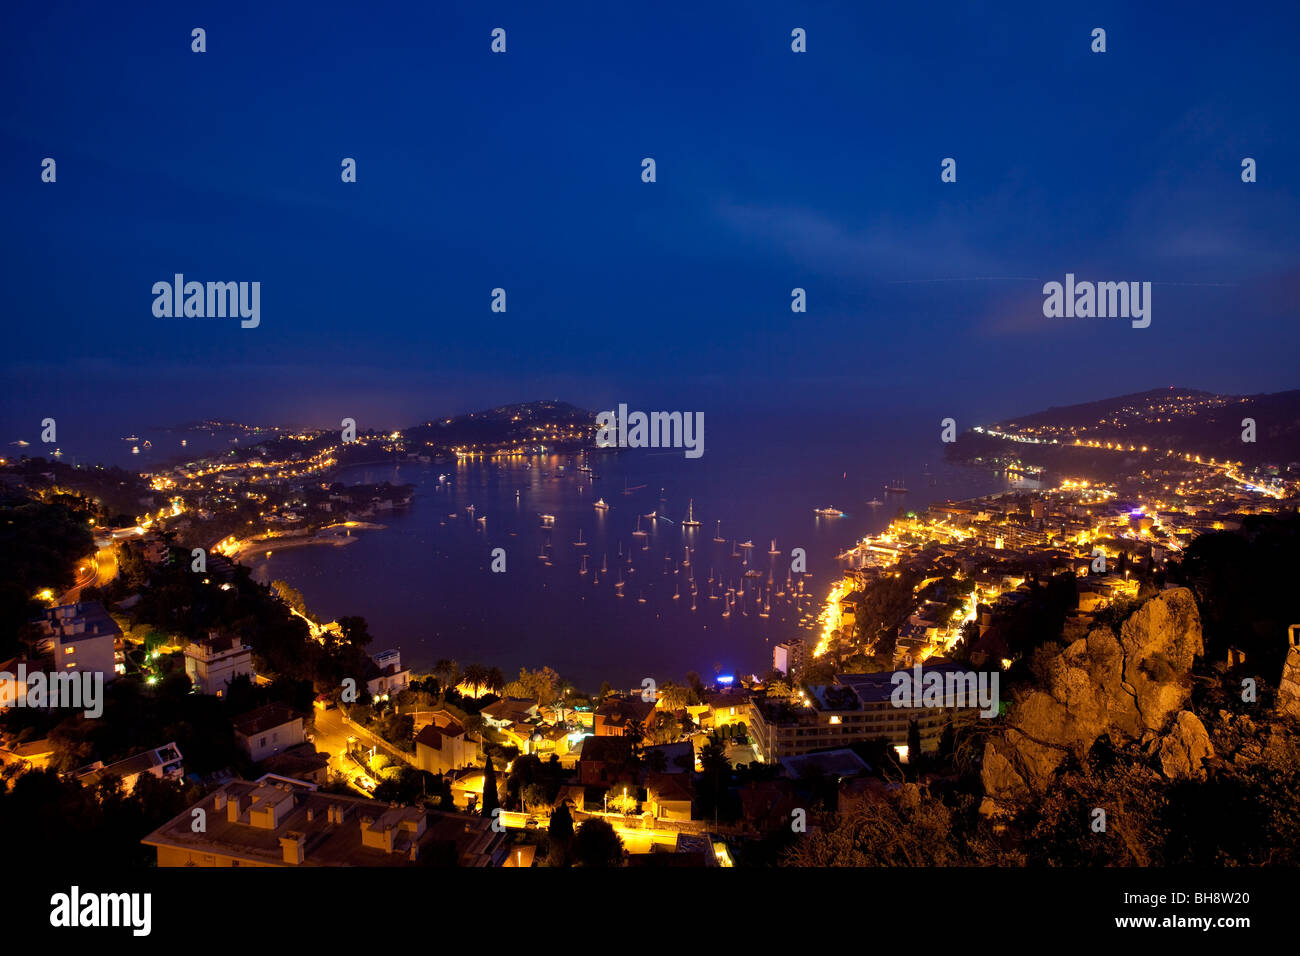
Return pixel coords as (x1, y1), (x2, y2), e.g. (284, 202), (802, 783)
(3, 1), (1297, 438)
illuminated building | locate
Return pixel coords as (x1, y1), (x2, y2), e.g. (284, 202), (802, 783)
(773, 639), (806, 679)
(33, 602), (120, 682)
(142, 775), (508, 866)
(184, 632), (254, 697)
(748, 664), (983, 761)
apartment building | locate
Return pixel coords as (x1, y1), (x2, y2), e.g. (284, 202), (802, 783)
(748, 663), (984, 762)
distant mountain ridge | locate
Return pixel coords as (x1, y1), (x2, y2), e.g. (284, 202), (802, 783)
(963, 386), (1300, 468)
(400, 400), (594, 450)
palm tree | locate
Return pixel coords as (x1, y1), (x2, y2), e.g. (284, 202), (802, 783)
(433, 658), (459, 689)
(485, 666), (505, 695)
(653, 712), (681, 745)
(658, 682), (688, 711)
(461, 663), (488, 696)
(700, 740), (728, 777)
(624, 718), (646, 754)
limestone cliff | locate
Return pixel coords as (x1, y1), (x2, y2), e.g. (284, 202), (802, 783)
(980, 587), (1213, 814)
(1278, 643), (1300, 720)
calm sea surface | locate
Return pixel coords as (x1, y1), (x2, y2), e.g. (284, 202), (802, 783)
(238, 409), (1030, 689)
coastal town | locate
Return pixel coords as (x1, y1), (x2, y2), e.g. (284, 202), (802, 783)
(3, 391), (1299, 868)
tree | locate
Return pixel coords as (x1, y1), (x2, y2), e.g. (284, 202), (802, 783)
(651, 711), (681, 745)
(0, 497), (95, 656)
(572, 817), (624, 867)
(906, 719), (922, 778)
(529, 666), (561, 705)
(624, 718), (646, 753)
(657, 682), (688, 711)
(433, 659), (459, 690)
(766, 679), (793, 701)
(781, 788), (978, 866)
(505, 666), (562, 705)
(547, 802), (574, 867)
(480, 754), (500, 818)
(802, 659), (837, 686)
(506, 753), (545, 811)
(462, 663), (489, 696)
(336, 615), (373, 648)
(271, 579), (316, 623)
(607, 785), (637, 815)
(698, 739), (730, 819)
(685, 671), (705, 701)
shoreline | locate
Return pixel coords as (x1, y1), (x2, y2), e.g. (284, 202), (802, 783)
(228, 521), (386, 559)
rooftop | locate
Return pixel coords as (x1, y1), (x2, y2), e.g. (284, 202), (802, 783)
(142, 776), (505, 867)
(233, 702), (305, 738)
(36, 602), (121, 643)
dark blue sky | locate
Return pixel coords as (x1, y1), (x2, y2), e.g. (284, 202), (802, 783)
(3, 1), (1298, 438)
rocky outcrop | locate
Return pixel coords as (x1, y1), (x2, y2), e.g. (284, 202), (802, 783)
(1277, 645), (1300, 720)
(980, 588), (1212, 814)
(1154, 711), (1214, 780)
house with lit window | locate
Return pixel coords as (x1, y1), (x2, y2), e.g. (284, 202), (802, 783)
(705, 690), (748, 731)
(481, 697), (540, 729)
(33, 603), (120, 681)
(184, 631), (254, 697)
(646, 773), (694, 821)
(592, 696), (655, 737)
(234, 703), (307, 763)
(413, 711), (479, 774)
(364, 649), (410, 699)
